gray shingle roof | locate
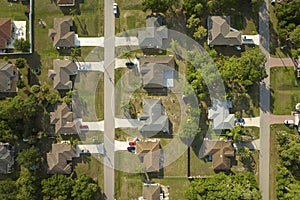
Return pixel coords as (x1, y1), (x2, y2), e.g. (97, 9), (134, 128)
(0, 63), (17, 93)
(207, 16), (242, 46)
(208, 99), (234, 130)
(138, 16), (168, 48)
(139, 55), (175, 89)
(0, 143), (14, 174)
(48, 59), (77, 90)
(47, 143), (78, 174)
(48, 18), (75, 48)
(138, 99), (169, 136)
(50, 103), (78, 135)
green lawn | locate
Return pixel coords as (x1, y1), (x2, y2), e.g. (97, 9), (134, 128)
(115, 0), (147, 34)
(270, 67), (300, 115)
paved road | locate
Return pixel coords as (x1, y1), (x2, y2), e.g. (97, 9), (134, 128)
(103, 0), (115, 199)
(259, 0), (270, 199)
(269, 57), (295, 67)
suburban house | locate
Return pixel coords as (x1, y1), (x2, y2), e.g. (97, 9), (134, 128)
(207, 16), (242, 48)
(0, 63), (18, 95)
(139, 55), (175, 94)
(138, 99), (170, 137)
(47, 143), (78, 174)
(48, 18), (75, 49)
(138, 183), (167, 200)
(136, 141), (161, 173)
(50, 103), (79, 135)
(202, 139), (234, 171)
(0, 18), (12, 50)
(138, 15), (168, 49)
(0, 143), (14, 174)
(57, 0), (75, 6)
(48, 59), (77, 91)
(208, 99), (234, 130)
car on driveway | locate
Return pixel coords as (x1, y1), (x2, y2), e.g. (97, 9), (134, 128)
(284, 120), (294, 125)
(80, 125), (89, 129)
(127, 146), (135, 153)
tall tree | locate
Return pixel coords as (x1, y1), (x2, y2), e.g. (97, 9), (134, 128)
(71, 175), (99, 200)
(142, 0), (174, 13)
(16, 167), (37, 200)
(17, 146), (41, 170)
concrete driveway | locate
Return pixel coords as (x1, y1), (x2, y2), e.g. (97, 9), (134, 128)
(76, 144), (105, 154)
(115, 36), (139, 46)
(76, 61), (104, 71)
(243, 117), (260, 127)
(241, 35), (260, 45)
(75, 34), (104, 47)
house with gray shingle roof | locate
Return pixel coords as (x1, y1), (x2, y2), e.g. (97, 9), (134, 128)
(0, 63), (18, 94)
(138, 15), (168, 49)
(48, 18), (75, 49)
(136, 141), (161, 173)
(50, 103), (79, 135)
(48, 59), (77, 91)
(0, 143), (14, 174)
(139, 55), (175, 94)
(138, 99), (170, 137)
(208, 99), (234, 130)
(47, 143), (78, 174)
(207, 16), (242, 47)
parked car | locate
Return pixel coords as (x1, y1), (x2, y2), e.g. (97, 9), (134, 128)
(113, 3), (118, 15)
(127, 146), (135, 153)
(80, 125), (89, 129)
(129, 141), (136, 146)
(235, 118), (245, 127)
(271, 0), (275, 5)
(284, 120), (294, 125)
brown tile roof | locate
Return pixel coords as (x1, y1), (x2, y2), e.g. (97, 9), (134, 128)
(136, 141), (160, 172)
(0, 63), (17, 93)
(48, 59), (77, 90)
(139, 55), (174, 89)
(203, 140), (234, 171)
(143, 184), (161, 200)
(207, 16), (242, 46)
(0, 19), (12, 49)
(47, 143), (78, 174)
(0, 143), (14, 174)
(48, 18), (75, 48)
(50, 103), (78, 135)
(57, 0), (75, 6)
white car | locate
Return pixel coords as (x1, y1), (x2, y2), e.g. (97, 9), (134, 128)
(113, 3), (118, 15)
(271, 0), (275, 5)
(284, 120), (294, 125)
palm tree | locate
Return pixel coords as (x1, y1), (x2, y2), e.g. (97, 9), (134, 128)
(71, 47), (81, 62)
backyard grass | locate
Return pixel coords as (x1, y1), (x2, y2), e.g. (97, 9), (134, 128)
(270, 125), (280, 200)
(270, 67), (300, 115)
(152, 177), (190, 199)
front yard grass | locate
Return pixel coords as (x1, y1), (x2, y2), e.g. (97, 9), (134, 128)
(270, 67), (300, 115)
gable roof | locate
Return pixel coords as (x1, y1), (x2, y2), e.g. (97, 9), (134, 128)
(136, 141), (160, 172)
(142, 184), (161, 200)
(0, 19), (11, 49)
(138, 16), (168, 49)
(0, 143), (14, 174)
(203, 140), (234, 171)
(47, 143), (78, 174)
(48, 59), (77, 90)
(139, 55), (175, 89)
(48, 18), (75, 48)
(57, 0), (75, 6)
(207, 16), (242, 46)
(138, 99), (169, 135)
(0, 63), (17, 92)
(208, 99), (234, 130)
(50, 103), (78, 135)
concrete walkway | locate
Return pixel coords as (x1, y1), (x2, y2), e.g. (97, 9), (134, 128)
(269, 57), (295, 67)
(244, 117), (260, 127)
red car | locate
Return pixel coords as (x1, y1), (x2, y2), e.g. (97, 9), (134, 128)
(80, 125), (89, 129)
(129, 141), (136, 146)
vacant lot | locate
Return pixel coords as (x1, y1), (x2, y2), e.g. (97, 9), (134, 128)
(270, 67), (300, 115)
